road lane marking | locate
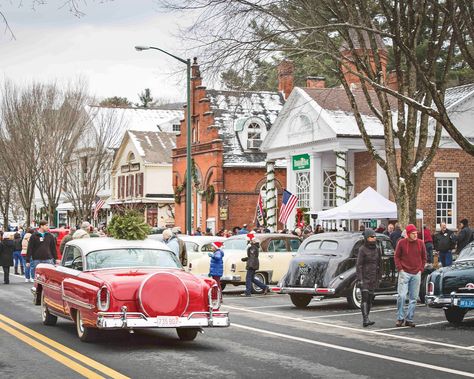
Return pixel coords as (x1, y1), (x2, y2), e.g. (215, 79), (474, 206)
(373, 317), (474, 332)
(233, 323), (474, 378)
(302, 304), (426, 319)
(0, 314), (129, 379)
(0, 320), (105, 379)
(223, 305), (474, 351)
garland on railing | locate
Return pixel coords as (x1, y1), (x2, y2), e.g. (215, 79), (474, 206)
(205, 185), (215, 203)
(335, 151), (348, 202)
(174, 184), (184, 204)
(266, 162), (276, 229)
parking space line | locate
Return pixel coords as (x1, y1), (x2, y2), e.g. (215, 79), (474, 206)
(301, 304), (427, 319)
(373, 317), (474, 332)
(223, 305), (474, 351)
(233, 323), (474, 378)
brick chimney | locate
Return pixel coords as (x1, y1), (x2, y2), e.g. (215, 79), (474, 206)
(191, 57), (202, 87)
(306, 76), (326, 89)
(278, 60), (294, 99)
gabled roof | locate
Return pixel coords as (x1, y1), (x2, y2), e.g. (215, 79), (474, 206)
(444, 83), (474, 109)
(127, 131), (176, 165)
(206, 89), (285, 166)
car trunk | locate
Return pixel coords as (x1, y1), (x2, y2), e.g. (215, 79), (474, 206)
(441, 260), (474, 295)
(283, 255), (333, 288)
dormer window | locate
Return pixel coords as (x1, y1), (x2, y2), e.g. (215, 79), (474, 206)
(127, 152), (135, 162)
(247, 121), (263, 149)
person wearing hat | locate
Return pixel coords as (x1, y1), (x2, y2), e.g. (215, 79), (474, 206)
(241, 233), (269, 296)
(454, 218), (473, 255)
(208, 241), (224, 293)
(394, 224), (427, 327)
(238, 224), (250, 235)
(356, 229), (381, 327)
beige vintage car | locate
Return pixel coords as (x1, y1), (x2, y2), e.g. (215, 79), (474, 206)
(190, 233), (302, 293)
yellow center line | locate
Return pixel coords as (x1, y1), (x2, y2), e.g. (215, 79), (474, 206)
(0, 320), (105, 379)
(0, 314), (130, 379)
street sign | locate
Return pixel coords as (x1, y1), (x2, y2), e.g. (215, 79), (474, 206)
(370, 219), (377, 228)
(292, 154), (310, 171)
(219, 207), (228, 220)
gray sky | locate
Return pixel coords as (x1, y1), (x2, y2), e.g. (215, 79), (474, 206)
(0, 0), (196, 103)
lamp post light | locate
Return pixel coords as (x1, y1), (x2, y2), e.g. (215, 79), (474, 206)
(135, 45), (192, 235)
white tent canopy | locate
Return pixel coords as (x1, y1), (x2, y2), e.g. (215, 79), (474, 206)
(314, 186), (423, 220)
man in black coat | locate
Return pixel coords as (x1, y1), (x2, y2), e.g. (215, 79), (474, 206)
(26, 220), (58, 282)
(454, 218), (473, 255)
(0, 232), (15, 284)
(356, 229), (382, 327)
(241, 233), (269, 297)
(433, 222), (455, 267)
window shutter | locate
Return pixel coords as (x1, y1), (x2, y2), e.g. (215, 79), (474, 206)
(130, 175), (134, 197)
(140, 173), (144, 196)
(121, 176), (125, 198)
(135, 173), (139, 197)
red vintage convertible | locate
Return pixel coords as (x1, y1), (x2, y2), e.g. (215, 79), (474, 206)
(32, 238), (229, 342)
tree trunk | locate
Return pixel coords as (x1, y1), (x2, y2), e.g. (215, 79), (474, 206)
(396, 180), (410, 228)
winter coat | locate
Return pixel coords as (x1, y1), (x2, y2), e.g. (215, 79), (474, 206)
(13, 237), (22, 252)
(390, 229), (403, 249)
(433, 229), (455, 252)
(208, 249), (224, 277)
(455, 226), (473, 253)
(356, 243), (381, 290)
(242, 242), (260, 270)
(165, 236), (180, 259)
(26, 232), (57, 263)
(21, 233), (32, 256)
(0, 239), (15, 267)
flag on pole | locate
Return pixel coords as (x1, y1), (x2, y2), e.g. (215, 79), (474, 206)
(94, 196), (105, 220)
(255, 193), (265, 226)
(278, 190), (298, 225)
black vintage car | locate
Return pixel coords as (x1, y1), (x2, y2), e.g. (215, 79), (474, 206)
(278, 232), (429, 309)
(426, 242), (474, 323)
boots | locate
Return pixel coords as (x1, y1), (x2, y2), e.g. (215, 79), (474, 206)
(14, 266), (19, 275)
(20, 266), (25, 275)
(361, 302), (375, 327)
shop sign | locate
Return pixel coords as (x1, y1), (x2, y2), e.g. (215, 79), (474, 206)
(292, 154), (310, 171)
(219, 207), (228, 220)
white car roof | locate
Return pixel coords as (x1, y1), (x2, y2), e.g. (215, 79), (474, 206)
(67, 237), (171, 254)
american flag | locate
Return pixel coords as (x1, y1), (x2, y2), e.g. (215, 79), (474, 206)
(255, 192), (265, 226)
(93, 196), (105, 219)
(278, 190), (298, 225)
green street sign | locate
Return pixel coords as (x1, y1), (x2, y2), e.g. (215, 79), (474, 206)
(292, 154), (310, 171)
(370, 219), (377, 228)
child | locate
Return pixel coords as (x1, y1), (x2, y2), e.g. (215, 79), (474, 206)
(208, 241), (224, 294)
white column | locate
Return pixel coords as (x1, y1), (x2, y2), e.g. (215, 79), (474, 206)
(265, 160), (276, 232)
(309, 153), (322, 212)
(286, 155), (295, 230)
(335, 150), (348, 207)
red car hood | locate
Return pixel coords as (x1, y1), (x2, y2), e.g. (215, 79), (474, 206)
(90, 268), (204, 301)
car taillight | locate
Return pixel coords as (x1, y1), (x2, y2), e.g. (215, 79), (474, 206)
(208, 284), (221, 310)
(97, 286), (110, 311)
(427, 281), (434, 296)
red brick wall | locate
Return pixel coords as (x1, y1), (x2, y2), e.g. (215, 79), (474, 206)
(354, 151), (377, 194)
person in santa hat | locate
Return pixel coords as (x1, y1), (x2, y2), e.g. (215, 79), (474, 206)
(208, 241), (225, 292)
(241, 233), (269, 296)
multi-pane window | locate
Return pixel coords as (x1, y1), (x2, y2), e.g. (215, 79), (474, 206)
(296, 171), (310, 208)
(172, 124), (181, 133)
(323, 171), (336, 209)
(247, 122), (262, 149)
(436, 178), (456, 228)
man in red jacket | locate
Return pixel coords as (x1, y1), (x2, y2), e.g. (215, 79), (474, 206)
(394, 224), (427, 327)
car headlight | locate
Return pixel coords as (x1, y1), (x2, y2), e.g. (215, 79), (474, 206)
(97, 286), (110, 311)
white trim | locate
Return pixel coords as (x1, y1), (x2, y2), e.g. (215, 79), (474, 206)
(434, 172), (459, 178)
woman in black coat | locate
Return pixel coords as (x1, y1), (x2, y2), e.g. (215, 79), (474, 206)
(356, 229), (382, 327)
(0, 232), (15, 284)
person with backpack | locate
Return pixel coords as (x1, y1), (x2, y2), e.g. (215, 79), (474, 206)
(13, 232), (24, 275)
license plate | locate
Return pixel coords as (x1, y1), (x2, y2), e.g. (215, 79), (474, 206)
(156, 316), (179, 327)
(459, 298), (474, 308)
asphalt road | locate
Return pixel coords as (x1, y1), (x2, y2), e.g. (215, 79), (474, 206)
(0, 272), (473, 379)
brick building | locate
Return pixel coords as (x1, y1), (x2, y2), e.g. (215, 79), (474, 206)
(172, 59), (287, 234)
(262, 53), (474, 232)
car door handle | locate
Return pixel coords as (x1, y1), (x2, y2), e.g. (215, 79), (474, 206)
(268, 254), (274, 258)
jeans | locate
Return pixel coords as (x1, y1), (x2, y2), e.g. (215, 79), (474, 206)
(425, 242), (434, 263)
(13, 251), (24, 272)
(30, 259), (54, 281)
(245, 268), (267, 295)
(397, 271), (421, 322)
(439, 250), (452, 267)
(24, 262), (31, 280)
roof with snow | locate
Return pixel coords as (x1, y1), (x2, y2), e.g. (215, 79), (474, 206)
(444, 83), (474, 109)
(127, 131), (176, 165)
(206, 89), (285, 166)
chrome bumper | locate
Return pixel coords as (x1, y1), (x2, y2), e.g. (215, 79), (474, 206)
(97, 310), (230, 329)
(221, 275), (241, 282)
(278, 287), (336, 295)
(426, 292), (474, 308)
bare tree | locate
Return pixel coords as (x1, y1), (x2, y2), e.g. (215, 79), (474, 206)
(0, 161), (13, 228)
(35, 81), (90, 224)
(0, 81), (42, 226)
(63, 105), (125, 222)
(160, 0), (474, 225)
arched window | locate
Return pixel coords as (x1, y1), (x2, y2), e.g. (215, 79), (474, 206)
(247, 122), (262, 149)
(127, 152), (135, 162)
(296, 172), (310, 208)
(322, 171), (336, 209)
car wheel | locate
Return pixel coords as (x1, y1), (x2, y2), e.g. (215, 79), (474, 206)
(251, 272), (267, 294)
(75, 310), (98, 342)
(290, 294), (312, 308)
(177, 328), (199, 341)
(444, 307), (467, 324)
(346, 281), (362, 309)
(41, 292), (57, 326)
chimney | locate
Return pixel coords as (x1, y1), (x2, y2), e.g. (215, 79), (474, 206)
(306, 76), (326, 89)
(278, 60), (294, 99)
(387, 70), (398, 91)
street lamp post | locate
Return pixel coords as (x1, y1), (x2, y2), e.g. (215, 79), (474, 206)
(135, 45), (192, 235)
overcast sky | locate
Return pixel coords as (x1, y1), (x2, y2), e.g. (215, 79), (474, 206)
(0, 0), (197, 103)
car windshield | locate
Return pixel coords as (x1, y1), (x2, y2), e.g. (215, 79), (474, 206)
(86, 248), (181, 270)
(458, 243), (474, 261)
(223, 239), (248, 250)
